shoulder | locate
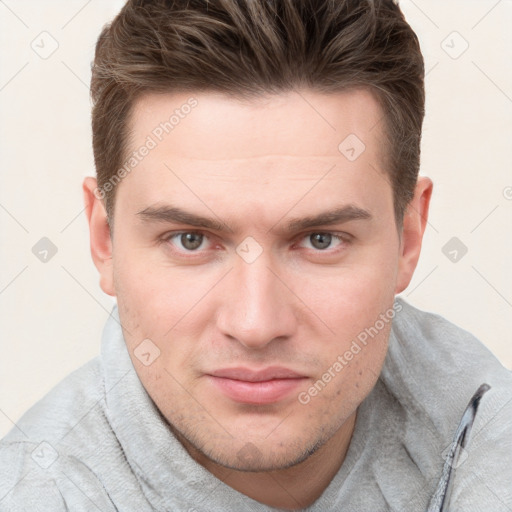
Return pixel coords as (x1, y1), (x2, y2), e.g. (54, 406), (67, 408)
(0, 358), (117, 511)
(1, 357), (104, 446)
(0, 441), (67, 511)
(386, 298), (512, 509)
(450, 390), (512, 510)
(389, 297), (512, 400)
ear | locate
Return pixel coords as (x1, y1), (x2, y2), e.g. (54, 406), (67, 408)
(395, 176), (433, 294)
(82, 177), (116, 297)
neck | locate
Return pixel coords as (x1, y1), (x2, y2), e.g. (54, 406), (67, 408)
(178, 410), (357, 510)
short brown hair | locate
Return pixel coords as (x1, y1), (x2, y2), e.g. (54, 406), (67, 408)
(91, 0), (425, 225)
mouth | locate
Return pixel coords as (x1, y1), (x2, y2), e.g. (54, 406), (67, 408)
(206, 366), (308, 405)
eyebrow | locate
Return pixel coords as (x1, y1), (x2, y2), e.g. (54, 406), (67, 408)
(136, 204), (372, 234)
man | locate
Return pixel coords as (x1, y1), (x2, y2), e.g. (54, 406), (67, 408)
(1, 0), (511, 510)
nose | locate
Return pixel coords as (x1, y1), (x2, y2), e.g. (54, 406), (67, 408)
(216, 250), (297, 350)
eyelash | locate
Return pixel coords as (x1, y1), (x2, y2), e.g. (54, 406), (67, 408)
(160, 230), (352, 257)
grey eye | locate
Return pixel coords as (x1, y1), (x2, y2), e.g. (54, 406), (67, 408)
(179, 232), (204, 251)
(309, 233), (332, 250)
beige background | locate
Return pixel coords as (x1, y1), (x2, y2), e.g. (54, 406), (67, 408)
(1, 0), (511, 439)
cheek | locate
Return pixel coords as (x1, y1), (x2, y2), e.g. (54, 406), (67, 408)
(112, 250), (217, 374)
(292, 260), (395, 382)
(113, 245), (195, 316)
(301, 318), (391, 417)
(294, 257), (397, 326)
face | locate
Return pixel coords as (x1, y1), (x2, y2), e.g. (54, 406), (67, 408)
(84, 88), (431, 472)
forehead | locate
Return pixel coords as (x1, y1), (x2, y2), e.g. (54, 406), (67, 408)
(115, 89), (391, 226)
(128, 88), (386, 162)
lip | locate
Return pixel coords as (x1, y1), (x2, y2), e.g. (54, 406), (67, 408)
(207, 366), (307, 405)
(209, 366), (305, 382)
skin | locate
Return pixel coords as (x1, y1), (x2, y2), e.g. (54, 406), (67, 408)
(83, 88), (432, 510)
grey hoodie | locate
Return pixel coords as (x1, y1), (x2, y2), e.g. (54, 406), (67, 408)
(1, 298), (511, 511)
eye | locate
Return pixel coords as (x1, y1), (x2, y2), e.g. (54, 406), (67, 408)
(165, 231), (210, 252)
(160, 230), (350, 257)
(298, 232), (348, 251)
